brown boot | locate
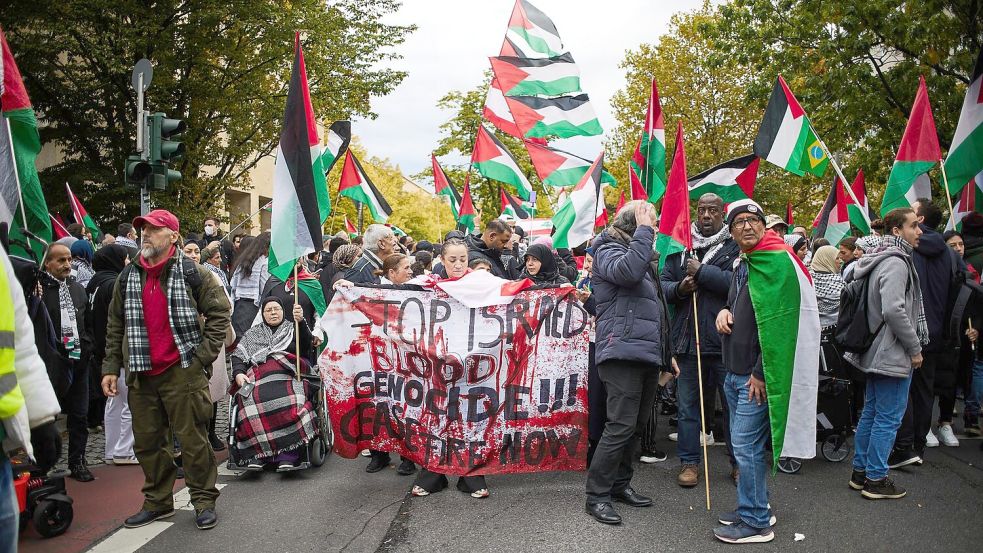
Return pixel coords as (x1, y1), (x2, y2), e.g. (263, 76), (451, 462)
(677, 464), (699, 488)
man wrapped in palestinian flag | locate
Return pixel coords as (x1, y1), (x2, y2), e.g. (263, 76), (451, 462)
(713, 198), (819, 544)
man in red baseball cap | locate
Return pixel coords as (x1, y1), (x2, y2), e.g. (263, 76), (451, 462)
(102, 208), (231, 530)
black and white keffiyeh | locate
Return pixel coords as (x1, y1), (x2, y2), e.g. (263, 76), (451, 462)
(690, 223), (730, 264)
(123, 253), (202, 372)
(48, 274), (81, 360)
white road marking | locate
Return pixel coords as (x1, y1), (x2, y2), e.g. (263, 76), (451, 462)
(86, 521), (173, 553)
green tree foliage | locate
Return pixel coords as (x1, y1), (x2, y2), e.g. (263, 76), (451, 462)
(4, 0), (414, 228)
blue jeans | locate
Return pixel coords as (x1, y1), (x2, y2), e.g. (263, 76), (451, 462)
(853, 373), (912, 480)
(724, 372), (771, 529)
(0, 457), (17, 552)
(964, 359), (983, 423)
(676, 354), (733, 465)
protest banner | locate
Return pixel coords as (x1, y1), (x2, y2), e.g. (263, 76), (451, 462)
(319, 284), (590, 476)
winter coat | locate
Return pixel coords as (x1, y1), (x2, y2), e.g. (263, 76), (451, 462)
(344, 250), (383, 285)
(846, 247), (922, 378)
(660, 238), (739, 356)
(912, 226), (957, 352)
(465, 233), (517, 279)
(521, 244), (570, 286)
(590, 225), (671, 368)
(40, 272), (92, 365)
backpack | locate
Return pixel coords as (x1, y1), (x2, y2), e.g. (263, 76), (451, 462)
(834, 274), (885, 354)
(119, 256), (204, 301)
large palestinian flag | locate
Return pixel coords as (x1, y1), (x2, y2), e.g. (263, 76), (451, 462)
(505, 93), (603, 139)
(655, 122), (691, 271)
(744, 231), (820, 467)
(629, 78), (667, 202)
(882, 76), (940, 215)
(812, 176), (852, 246)
(500, 187), (530, 219)
(551, 152), (603, 249)
(432, 154), (462, 219)
(524, 140), (615, 187)
(457, 174), (477, 233)
(65, 182), (100, 238)
(946, 170), (983, 231)
(339, 150), (392, 223)
(687, 154), (760, 202)
(0, 28), (51, 260)
(269, 35), (324, 281)
(500, 0), (565, 59)
(319, 120), (351, 176)
(753, 75), (828, 178)
(472, 125), (533, 200)
(943, 47), (983, 196)
(490, 54), (581, 98)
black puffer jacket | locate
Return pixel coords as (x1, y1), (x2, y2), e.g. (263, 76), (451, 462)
(591, 225), (671, 368)
(465, 233), (516, 279)
(660, 238), (740, 355)
(40, 272), (92, 364)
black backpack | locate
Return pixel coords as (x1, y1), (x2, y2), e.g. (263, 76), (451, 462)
(834, 274), (885, 354)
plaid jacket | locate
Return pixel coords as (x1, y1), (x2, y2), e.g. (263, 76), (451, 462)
(102, 252), (231, 381)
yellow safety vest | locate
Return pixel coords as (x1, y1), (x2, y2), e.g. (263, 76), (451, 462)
(0, 254), (23, 420)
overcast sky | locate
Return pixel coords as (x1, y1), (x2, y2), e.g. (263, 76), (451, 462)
(353, 0), (707, 188)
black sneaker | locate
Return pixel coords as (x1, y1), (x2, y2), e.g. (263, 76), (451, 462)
(69, 463), (95, 482)
(849, 469), (865, 490)
(861, 477), (906, 500)
(639, 449), (667, 463)
(396, 459), (417, 476)
(365, 454), (391, 473)
(887, 448), (921, 469)
(209, 433), (226, 452)
(195, 508), (218, 530)
(124, 508), (175, 528)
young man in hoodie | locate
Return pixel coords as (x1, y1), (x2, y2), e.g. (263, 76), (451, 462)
(846, 207), (927, 499)
(889, 199), (958, 467)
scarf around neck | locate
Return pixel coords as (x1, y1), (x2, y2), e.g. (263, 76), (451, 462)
(690, 223), (730, 264)
(870, 235), (929, 345)
(233, 319), (295, 366)
(48, 274), (81, 359)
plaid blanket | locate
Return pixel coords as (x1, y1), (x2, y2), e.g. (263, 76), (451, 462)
(231, 352), (316, 463)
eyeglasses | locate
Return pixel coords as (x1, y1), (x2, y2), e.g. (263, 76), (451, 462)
(730, 217), (762, 230)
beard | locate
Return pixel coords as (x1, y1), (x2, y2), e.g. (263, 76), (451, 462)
(141, 243), (170, 260)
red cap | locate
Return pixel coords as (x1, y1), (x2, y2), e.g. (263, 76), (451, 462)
(133, 209), (180, 233)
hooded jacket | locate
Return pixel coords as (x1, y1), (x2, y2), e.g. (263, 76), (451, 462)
(465, 233), (517, 279)
(590, 225), (670, 368)
(912, 226), (956, 352)
(845, 245), (922, 378)
(521, 244), (570, 286)
(85, 244), (130, 375)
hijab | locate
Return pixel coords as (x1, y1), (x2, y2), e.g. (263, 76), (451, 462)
(70, 239), (94, 263)
(232, 296), (294, 366)
(810, 245), (839, 274)
(521, 243), (567, 285)
(92, 244), (129, 274)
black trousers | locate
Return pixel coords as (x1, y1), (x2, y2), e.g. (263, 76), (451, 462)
(894, 352), (940, 454)
(57, 361), (90, 465)
(413, 469), (486, 494)
(585, 359), (659, 504)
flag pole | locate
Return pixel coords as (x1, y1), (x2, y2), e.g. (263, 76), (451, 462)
(225, 200), (273, 239)
(294, 261), (302, 382)
(5, 119), (36, 254)
(938, 159), (957, 224)
(691, 288), (712, 511)
(810, 125), (869, 227)
(326, 190), (343, 234)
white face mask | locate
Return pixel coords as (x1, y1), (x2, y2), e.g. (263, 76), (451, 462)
(204, 224), (215, 236)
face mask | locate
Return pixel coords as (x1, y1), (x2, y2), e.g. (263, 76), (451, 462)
(204, 225), (215, 236)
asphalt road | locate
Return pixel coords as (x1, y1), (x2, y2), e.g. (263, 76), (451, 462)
(105, 434), (983, 553)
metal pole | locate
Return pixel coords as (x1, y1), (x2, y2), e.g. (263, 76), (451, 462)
(224, 200), (272, 238)
(358, 202), (364, 234)
(136, 73), (144, 153)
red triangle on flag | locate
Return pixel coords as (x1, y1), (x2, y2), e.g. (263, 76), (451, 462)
(778, 75), (805, 119)
(460, 174), (476, 217)
(617, 190), (626, 211)
(895, 76), (941, 163)
(658, 121), (691, 251)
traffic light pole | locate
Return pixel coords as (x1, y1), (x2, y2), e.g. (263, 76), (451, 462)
(136, 73), (150, 216)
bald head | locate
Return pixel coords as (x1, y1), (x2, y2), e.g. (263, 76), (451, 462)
(696, 193), (725, 236)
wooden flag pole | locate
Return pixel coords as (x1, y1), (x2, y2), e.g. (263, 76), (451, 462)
(691, 289), (712, 511)
(811, 126), (870, 227)
(294, 262), (302, 382)
(938, 159), (957, 224)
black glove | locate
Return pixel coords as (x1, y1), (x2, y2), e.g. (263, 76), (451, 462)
(29, 421), (62, 472)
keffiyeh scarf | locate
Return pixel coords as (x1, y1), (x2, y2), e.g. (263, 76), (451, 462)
(232, 319), (295, 367)
(871, 235), (930, 346)
(49, 274), (81, 360)
(690, 223), (730, 264)
(810, 270), (843, 319)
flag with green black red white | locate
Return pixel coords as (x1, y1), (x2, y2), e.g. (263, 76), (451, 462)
(490, 53), (581, 98)
(882, 76), (940, 215)
(432, 153), (462, 219)
(472, 125), (533, 200)
(943, 47), (983, 197)
(629, 78), (667, 202)
(753, 75), (828, 178)
(655, 122), (690, 271)
(457, 174), (477, 234)
(946, 170), (983, 232)
(524, 140), (615, 187)
(687, 154), (759, 203)
(339, 150), (392, 224)
(319, 120), (351, 176)
(269, 35), (324, 280)
(551, 152), (603, 249)
(500, 0), (565, 59)
(505, 93), (603, 140)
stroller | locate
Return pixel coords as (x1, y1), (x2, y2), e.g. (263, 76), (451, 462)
(777, 327), (854, 474)
(226, 361), (334, 472)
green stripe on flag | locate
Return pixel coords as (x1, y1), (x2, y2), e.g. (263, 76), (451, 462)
(881, 160), (937, 215)
(688, 183), (750, 203)
(655, 233), (686, 273)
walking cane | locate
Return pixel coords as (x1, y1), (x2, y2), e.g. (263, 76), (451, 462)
(692, 289), (712, 511)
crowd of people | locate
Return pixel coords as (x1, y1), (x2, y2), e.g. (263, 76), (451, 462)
(2, 194), (981, 546)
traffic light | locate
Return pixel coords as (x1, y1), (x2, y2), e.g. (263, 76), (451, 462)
(148, 112), (185, 190)
(125, 154), (152, 187)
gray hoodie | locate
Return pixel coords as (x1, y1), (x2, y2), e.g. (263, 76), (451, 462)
(844, 246), (923, 378)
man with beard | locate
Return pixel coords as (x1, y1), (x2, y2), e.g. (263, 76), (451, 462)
(101, 210), (231, 530)
(661, 193), (739, 487)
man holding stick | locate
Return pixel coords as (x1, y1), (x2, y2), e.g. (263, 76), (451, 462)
(661, 193), (739, 488)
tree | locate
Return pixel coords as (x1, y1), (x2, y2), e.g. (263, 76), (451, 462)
(4, 0), (414, 227)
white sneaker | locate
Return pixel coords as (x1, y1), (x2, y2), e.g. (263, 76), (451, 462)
(925, 429), (940, 448)
(937, 424), (960, 447)
(668, 432), (679, 442)
(667, 431), (714, 445)
(112, 456), (139, 465)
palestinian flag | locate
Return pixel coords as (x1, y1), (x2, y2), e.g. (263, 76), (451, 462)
(319, 120), (351, 176)
(500, 187), (530, 219)
(594, 204), (608, 228)
(743, 230), (820, 467)
(48, 213), (69, 240)
(432, 153), (462, 219)
(285, 34), (330, 223)
(288, 270), (327, 318)
(629, 78), (667, 202)
(269, 35), (324, 281)
(472, 125), (533, 200)
(339, 150), (392, 223)
(517, 217), (553, 238)
(943, 47), (983, 196)
(344, 216), (358, 236)
(505, 93), (603, 139)
(500, 0), (565, 59)
(655, 122), (691, 271)
(484, 78), (524, 139)
(457, 174), (477, 233)
(687, 154), (760, 202)
(616, 189), (627, 211)
(0, 28), (51, 260)
(524, 140), (615, 187)
(882, 76), (940, 215)
(387, 223), (407, 237)
(65, 182), (100, 238)
(946, 170), (983, 232)
(753, 75), (829, 178)
(812, 176), (851, 245)
(551, 152), (603, 249)
(490, 54), (581, 98)
(786, 202), (794, 227)
(846, 169), (874, 234)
